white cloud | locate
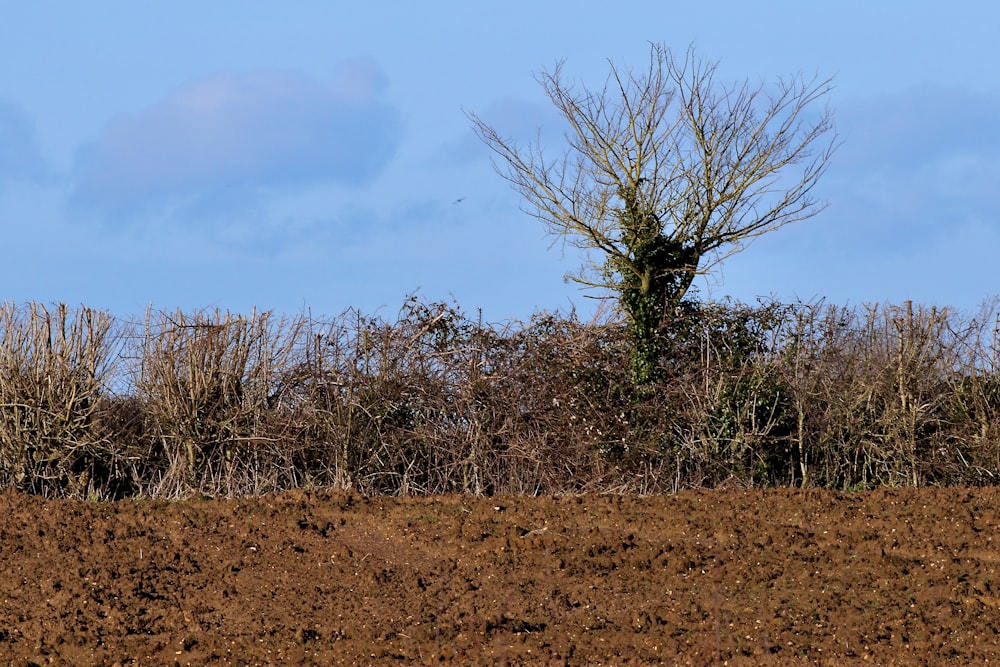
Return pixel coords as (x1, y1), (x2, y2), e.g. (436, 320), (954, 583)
(69, 61), (402, 223)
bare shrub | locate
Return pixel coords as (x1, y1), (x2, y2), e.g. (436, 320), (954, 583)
(780, 301), (981, 489)
(932, 299), (1000, 485)
(0, 303), (123, 497)
(652, 300), (796, 489)
(268, 297), (655, 496)
(130, 308), (304, 498)
(496, 307), (635, 493)
(273, 298), (606, 496)
(262, 299), (487, 496)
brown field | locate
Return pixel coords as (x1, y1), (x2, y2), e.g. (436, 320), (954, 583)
(1, 487), (999, 665)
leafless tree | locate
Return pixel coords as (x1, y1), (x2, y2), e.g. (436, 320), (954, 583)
(470, 43), (837, 386)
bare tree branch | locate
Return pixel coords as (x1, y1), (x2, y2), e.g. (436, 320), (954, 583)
(469, 42), (837, 386)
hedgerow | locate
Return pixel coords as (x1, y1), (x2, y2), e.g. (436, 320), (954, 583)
(1, 295), (997, 498)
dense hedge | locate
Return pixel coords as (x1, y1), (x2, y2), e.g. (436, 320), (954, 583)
(1, 296), (998, 499)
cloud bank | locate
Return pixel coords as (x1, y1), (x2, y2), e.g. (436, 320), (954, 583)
(712, 85), (1000, 310)
(70, 60), (402, 222)
(441, 96), (560, 166)
(826, 86), (1000, 249)
(0, 98), (49, 189)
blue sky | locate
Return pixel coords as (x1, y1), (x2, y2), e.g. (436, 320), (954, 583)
(2, 2), (998, 322)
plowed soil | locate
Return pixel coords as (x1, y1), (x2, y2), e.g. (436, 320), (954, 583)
(1, 488), (999, 665)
